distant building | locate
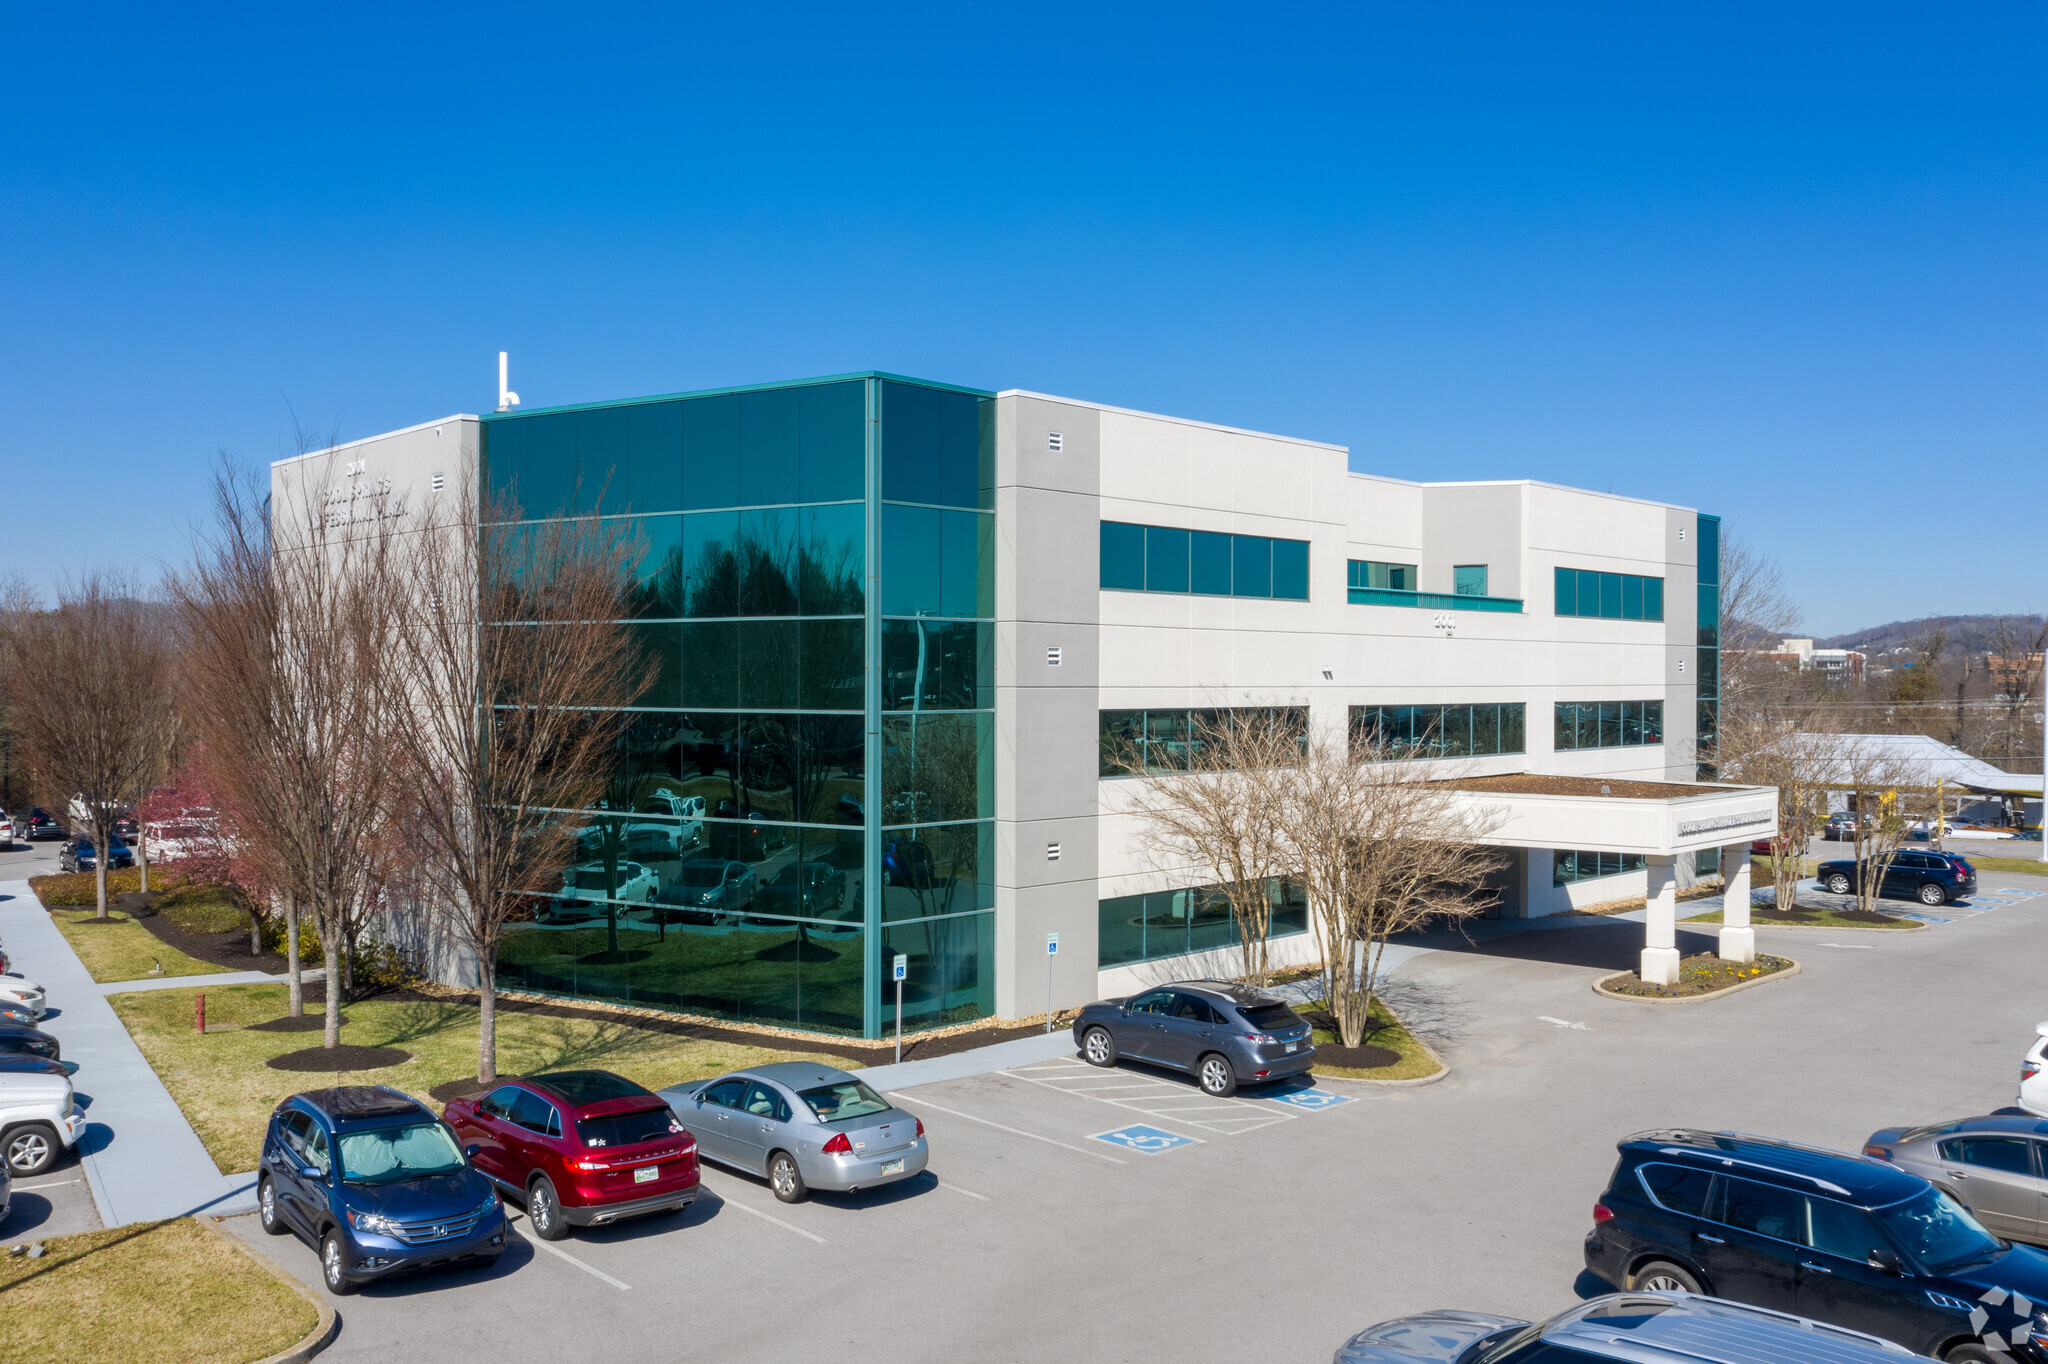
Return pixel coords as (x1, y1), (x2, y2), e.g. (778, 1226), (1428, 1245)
(1765, 638), (1866, 688)
(1988, 651), (2043, 701)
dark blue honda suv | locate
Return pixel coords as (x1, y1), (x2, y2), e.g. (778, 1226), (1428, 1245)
(258, 1085), (507, 1294)
(1585, 1128), (2048, 1361)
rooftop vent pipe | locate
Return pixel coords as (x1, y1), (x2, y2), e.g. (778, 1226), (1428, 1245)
(496, 352), (521, 413)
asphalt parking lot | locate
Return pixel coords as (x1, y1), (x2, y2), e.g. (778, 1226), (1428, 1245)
(0, 836), (102, 1244)
(208, 865), (2048, 1363)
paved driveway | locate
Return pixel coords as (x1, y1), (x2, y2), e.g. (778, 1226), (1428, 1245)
(217, 875), (2048, 1362)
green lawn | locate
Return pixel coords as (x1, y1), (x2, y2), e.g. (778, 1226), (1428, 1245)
(48, 910), (222, 984)
(1961, 854), (2048, 877)
(0, 1218), (317, 1364)
(111, 983), (863, 1174)
(1309, 996), (1443, 1082)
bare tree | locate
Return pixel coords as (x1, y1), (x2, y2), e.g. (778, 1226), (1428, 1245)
(0, 575), (42, 813)
(1832, 737), (1921, 919)
(177, 458), (408, 1046)
(385, 472), (652, 1086)
(1104, 708), (1302, 987)
(1284, 728), (1505, 1047)
(1727, 724), (1840, 912)
(6, 574), (176, 919)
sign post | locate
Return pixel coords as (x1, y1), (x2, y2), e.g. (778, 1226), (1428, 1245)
(1045, 932), (1059, 1033)
(893, 954), (907, 1063)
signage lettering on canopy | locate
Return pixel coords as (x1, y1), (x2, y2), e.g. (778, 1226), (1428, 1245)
(1676, 810), (1774, 839)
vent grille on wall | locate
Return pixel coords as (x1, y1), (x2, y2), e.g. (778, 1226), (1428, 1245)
(1047, 646), (1062, 666)
(431, 472), (445, 492)
(1048, 431), (1064, 452)
(1046, 842), (1062, 861)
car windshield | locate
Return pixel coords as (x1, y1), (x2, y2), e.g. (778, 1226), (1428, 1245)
(576, 1106), (682, 1149)
(337, 1121), (467, 1185)
(679, 865), (724, 886)
(799, 1080), (891, 1123)
(1874, 1187), (2004, 1273)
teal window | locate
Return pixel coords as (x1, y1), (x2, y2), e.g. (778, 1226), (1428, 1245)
(1553, 567), (1664, 621)
(1350, 560), (1521, 612)
(1099, 707), (1309, 776)
(1349, 703), (1527, 758)
(1454, 565), (1488, 597)
(1349, 560), (1415, 591)
(1098, 522), (1309, 601)
(1099, 878), (1310, 968)
(1553, 850), (1648, 886)
(1696, 512), (1721, 779)
(1553, 700), (1663, 750)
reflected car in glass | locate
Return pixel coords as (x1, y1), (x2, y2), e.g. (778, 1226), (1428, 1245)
(673, 1064), (927, 1204)
(1072, 980), (1314, 1097)
(541, 860), (658, 923)
(752, 862), (846, 923)
(653, 859), (757, 924)
(257, 1085), (506, 1294)
(1584, 1127), (2048, 1360)
(442, 1070), (697, 1241)
(1334, 1291), (1921, 1364)
(1865, 1113), (2048, 1247)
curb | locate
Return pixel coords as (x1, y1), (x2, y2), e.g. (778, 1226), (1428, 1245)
(1311, 1020), (1451, 1088)
(1690, 919), (1928, 933)
(1592, 958), (1802, 1005)
(200, 1216), (339, 1363)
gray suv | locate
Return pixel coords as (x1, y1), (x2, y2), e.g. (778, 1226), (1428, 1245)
(1071, 979), (1314, 1096)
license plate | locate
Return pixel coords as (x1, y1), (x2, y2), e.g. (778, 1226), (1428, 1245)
(1285, 1041), (1298, 1053)
(634, 1165), (658, 1184)
(880, 1158), (904, 1175)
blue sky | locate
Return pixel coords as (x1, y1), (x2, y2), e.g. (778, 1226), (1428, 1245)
(3, 3), (2040, 635)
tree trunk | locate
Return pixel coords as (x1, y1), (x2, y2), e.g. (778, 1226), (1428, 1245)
(138, 836), (150, 894)
(251, 895), (265, 956)
(284, 893), (303, 1017)
(321, 918), (344, 1049)
(95, 847), (108, 921)
(477, 955), (498, 1086)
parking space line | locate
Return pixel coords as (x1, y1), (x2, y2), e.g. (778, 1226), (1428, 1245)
(701, 1183), (829, 1243)
(15, 1176), (84, 1191)
(888, 1093), (1129, 1165)
(933, 1177), (989, 1201)
(996, 1059), (1299, 1137)
(510, 1217), (632, 1289)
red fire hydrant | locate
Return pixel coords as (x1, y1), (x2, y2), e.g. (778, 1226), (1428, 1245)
(196, 993), (206, 1034)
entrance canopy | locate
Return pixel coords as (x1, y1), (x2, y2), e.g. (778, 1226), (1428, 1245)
(1437, 773), (1780, 855)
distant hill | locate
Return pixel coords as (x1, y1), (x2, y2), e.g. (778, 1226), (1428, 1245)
(1815, 614), (2046, 656)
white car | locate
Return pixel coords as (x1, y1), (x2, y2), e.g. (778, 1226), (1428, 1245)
(0, 978), (46, 1023)
(2021, 1022), (2048, 1117)
(0, 815), (13, 847)
(543, 860), (659, 922)
(0, 1066), (88, 1175)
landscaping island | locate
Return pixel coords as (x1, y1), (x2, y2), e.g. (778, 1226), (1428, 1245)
(1596, 953), (1797, 1001)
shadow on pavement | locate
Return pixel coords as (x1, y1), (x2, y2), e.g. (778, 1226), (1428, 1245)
(352, 1235), (533, 1297)
(0, 1192), (54, 1236)
(1575, 1268), (1619, 1299)
(1396, 922), (1722, 972)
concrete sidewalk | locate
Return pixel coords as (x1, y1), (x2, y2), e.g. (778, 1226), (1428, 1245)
(99, 969), (275, 995)
(0, 880), (257, 1226)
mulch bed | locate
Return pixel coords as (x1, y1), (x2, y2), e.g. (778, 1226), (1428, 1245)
(126, 897), (304, 976)
(1753, 905), (1908, 926)
(1600, 953), (1794, 999)
(265, 1044), (413, 1072)
(245, 1013), (350, 1033)
(1311, 1043), (1403, 1070)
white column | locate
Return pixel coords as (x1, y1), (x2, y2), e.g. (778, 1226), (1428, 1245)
(1718, 842), (1754, 963)
(1641, 854), (1681, 985)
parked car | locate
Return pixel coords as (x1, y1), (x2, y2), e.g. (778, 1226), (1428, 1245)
(257, 1085), (507, 1294)
(1817, 850), (1976, 906)
(143, 817), (216, 864)
(19, 809), (62, 842)
(2021, 1023), (2048, 1119)
(59, 837), (134, 874)
(752, 862), (847, 922)
(541, 860), (658, 923)
(1864, 1113), (2048, 1247)
(0, 1145), (11, 1224)
(1072, 979), (1315, 1097)
(881, 836), (936, 890)
(0, 814), (13, 847)
(0, 1025), (61, 1064)
(442, 1070), (698, 1240)
(653, 859), (757, 923)
(1333, 1290), (1921, 1364)
(636, 790), (706, 846)
(1826, 813), (1860, 841)
(0, 1056), (72, 1078)
(0, 1003), (41, 1029)
(1584, 1126), (2048, 1360)
(707, 802), (789, 861)
(0, 1063), (87, 1175)
(673, 1064), (927, 1204)
(0, 977), (48, 1023)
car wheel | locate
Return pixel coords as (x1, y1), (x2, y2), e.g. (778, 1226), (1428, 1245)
(1825, 873), (1852, 894)
(1197, 1054), (1238, 1097)
(1919, 881), (1947, 906)
(321, 1231), (356, 1295)
(1945, 1346), (2002, 1363)
(258, 1176), (286, 1235)
(1632, 1259), (1704, 1294)
(527, 1175), (569, 1241)
(4, 1123), (58, 1175)
(768, 1151), (808, 1204)
(1082, 1026), (1118, 1068)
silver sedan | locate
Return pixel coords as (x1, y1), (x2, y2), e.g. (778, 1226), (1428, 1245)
(1864, 1112), (2048, 1246)
(672, 1063), (929, 1203)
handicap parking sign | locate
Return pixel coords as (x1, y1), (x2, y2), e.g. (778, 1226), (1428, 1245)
(1267, 1088), (1353, 1112)
(1090, 1124), (1199, 1154)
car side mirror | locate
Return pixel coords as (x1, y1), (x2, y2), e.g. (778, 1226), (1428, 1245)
(299, 1165), (323, 1181)
(464, 1143), (480, 1160)
(1867, 1248), (1903, 1275)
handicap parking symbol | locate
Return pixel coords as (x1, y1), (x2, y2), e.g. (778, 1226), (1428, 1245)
(1267, 1088), (1354, 1112)
(1090, 1124), (1199, 1154)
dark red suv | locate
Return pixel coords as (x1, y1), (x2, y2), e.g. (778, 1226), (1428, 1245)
(441, 1070), (698, 1241)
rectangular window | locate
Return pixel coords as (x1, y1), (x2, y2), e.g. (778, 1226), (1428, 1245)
(1453, 565), (1488, 597)
(1349, 704), (1527, 759)
(1552, 850), (1648, 886)
(1554, 567), (1665, 621)
(1553, 700), (1665, 750)
(1098, 522), (1309, 601)
(1100, 707), (1309, 777)
(1351, 560), (1520, 611)
(1098, 877), (1310, 968)
(1349, 560), (1416, 591)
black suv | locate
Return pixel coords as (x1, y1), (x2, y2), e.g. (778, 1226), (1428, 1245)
(1817, 850), (1977, 907)
(1586, 1128), (2048, 1361)
(1071, 979), (1314, 1096)
(20, 809), (62, 842)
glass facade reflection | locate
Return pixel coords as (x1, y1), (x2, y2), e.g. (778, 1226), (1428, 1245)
(483, 374), (995, 1037)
